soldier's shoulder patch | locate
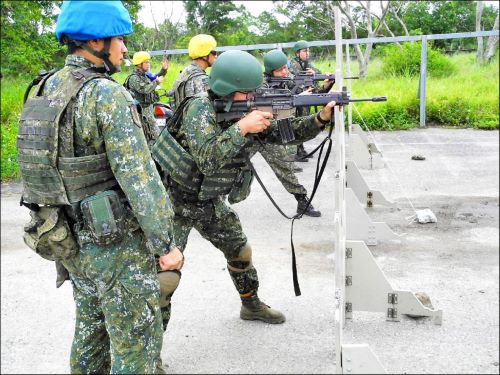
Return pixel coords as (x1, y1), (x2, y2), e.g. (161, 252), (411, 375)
(129, 104), (142, 128)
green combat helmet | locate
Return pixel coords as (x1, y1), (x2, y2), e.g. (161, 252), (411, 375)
(293, 40), (309, 52)
(208, 50), (263, 97)
(263, 49), (288, 74)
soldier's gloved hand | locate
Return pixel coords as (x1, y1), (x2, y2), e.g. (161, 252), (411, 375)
(161, 58), (169, 70)
(316, 100), (338, 126)
(159, 247), (184, 270)
(305, 68), (316, 75)
(238, 110), (273, 136)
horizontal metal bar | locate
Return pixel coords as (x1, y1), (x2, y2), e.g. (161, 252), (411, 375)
(149, 30), (500, 56)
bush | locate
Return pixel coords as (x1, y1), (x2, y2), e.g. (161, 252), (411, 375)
(382, 42), (456, 78)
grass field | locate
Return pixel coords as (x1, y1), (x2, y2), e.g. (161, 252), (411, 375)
(1, 52), (498, 181)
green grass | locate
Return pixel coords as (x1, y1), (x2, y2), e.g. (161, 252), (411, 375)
(1, 52), (498, 181)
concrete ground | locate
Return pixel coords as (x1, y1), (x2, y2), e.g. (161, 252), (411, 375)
(1, 128), (499, 374)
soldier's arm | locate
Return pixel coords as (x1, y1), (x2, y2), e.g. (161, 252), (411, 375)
(85, 80), (176, 256)
(128, 74), (158, 95)
(182, 97), (250, 175)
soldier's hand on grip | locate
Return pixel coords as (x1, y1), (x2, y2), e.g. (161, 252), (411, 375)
(238, 110), (273, 135)
(159, 247), (184, 270)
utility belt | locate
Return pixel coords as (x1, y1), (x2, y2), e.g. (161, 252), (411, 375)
(22, 189), (137, 261)
(168, 178), (211, 206)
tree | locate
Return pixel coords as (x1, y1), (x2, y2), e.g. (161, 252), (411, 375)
(476, 1), (484, 62)
(0, 1), (63, 76)
(484, 11), (499, 63)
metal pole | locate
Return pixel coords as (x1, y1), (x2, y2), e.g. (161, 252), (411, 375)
(333, 6), (345, 374)
(345, 43), (353, 130)
(419, 36), (428, 128)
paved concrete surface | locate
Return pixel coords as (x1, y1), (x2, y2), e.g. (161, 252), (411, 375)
(1, 128), (498, 374)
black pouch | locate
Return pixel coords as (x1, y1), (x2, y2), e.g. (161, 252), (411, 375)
(23, 206), (79, 261)
(80, 190), (125, 246)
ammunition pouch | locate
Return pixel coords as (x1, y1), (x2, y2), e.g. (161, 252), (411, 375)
(228, 169), (253, 204)
(80, 190), (126, 246)
(23, 206), (79, 261)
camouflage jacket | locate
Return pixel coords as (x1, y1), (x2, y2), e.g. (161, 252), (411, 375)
(289, 56), (322, 75)
(177, 93), (321, 181)
(170, 62), (208, 111)
(44, 55), (176, 255)
(124, 69), (159, 106)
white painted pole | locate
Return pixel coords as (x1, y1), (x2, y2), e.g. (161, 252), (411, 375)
(345, 43), (353, 129)
(333, 6), (345, 375)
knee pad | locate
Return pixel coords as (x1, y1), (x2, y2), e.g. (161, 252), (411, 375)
(158, 270), (181, 308)
(227, 243), (253, 273)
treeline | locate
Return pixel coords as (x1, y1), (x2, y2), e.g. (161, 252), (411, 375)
(1, 0), (498, 77)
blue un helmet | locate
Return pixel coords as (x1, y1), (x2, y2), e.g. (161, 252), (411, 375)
(55, 1), (133, 73)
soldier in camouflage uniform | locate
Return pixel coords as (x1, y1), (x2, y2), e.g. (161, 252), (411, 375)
(151, 50), (337, 331)
(249, 49), (321, 217)
(289, 40), (333, 162)
(124, 51), (169, 145)
(170, 34), (217, 111)
(16, 2), (183, 373)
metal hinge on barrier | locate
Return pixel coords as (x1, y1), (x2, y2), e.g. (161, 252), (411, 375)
(346, 247), (352, 258)
(387, 307), (398, 319)
(345, 302), (352, 313)
(388, 293), (398, 304)
(367, 191), (373, 207)
(345, 276), (352, 286)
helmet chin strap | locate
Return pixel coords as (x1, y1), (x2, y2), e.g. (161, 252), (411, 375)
(73, 38), (119, 74)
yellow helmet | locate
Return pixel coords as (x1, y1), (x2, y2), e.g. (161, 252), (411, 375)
(132, 51), (151, 65)
(188, 34), (217, 59)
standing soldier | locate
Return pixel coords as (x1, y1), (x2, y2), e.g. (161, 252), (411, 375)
(170, 34), (217, 111)
(17, 1), (182, 373)
(151, 51), (337, 336)
(251, 48), (321, 217)
(289, 40), (333, 162)
(124, 51), (169, 145)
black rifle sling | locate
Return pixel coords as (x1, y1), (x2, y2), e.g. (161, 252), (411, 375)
(245, 121), (334, 296)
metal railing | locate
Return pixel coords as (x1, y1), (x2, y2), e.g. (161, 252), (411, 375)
(150, 30), (499, 128)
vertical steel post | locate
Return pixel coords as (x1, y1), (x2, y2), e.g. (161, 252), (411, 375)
(419, 36), (428, 128)
(333, 6), (345, 374)
(345, 43), (353, 129)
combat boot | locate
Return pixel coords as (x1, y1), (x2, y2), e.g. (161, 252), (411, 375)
(240, 294), (286, 324)
(295, 194), (321, 217)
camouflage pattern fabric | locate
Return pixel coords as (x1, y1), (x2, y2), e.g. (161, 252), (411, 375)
(43, 55), (176, 373)
(158, 94), (320, 329)
(170, 62), (209, 111)
(125, 70), (160, 144)
(289, 56), (321, 76)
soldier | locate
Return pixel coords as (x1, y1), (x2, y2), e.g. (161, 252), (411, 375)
(170, 33), (217, 111)
(251, 48), (321, 217)
(289, 40), (333, 162)
(151, 50), (336, 335)
(17, 1), (183, 373)
(124, 51), (169, 145)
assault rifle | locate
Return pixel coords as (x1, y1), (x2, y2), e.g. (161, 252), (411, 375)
(213, 87), (386, 143)
(267, 72), (359, 94)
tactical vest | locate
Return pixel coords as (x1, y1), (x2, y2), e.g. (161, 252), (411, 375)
(124, 71), (156, 106)
(171, 70), (206, 111)
(151, 94), (249, 202)
(17, 68), (119, 206)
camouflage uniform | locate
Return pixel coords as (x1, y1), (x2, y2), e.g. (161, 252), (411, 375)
(43, 55), (176, 374)
(170, 62), (209, 111)
(247, 76), (308, 196)
(289, 57), (322, 157)
(124, 69), (162, 144)
(156, 93), (322, 329)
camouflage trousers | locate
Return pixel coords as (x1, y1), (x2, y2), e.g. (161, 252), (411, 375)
(158, 194), (259, 331)
(62, 229), (162, 374)
(140, 104), (160, 144)
(250, 143), (307, 196)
